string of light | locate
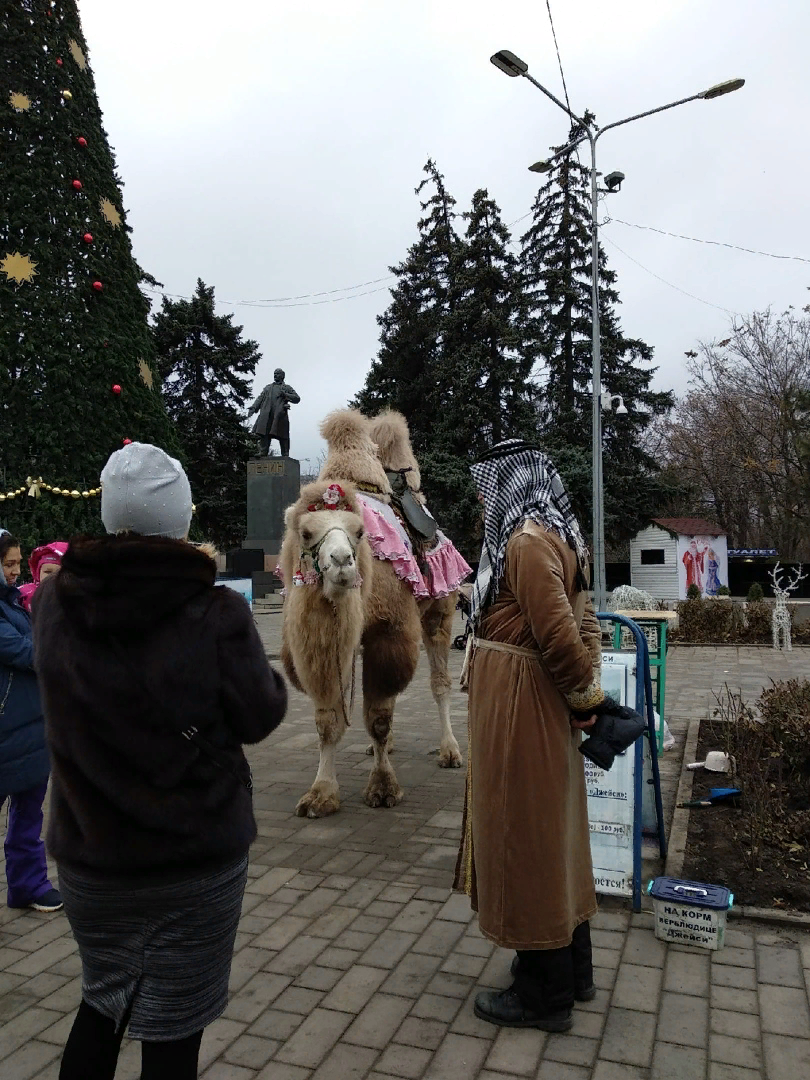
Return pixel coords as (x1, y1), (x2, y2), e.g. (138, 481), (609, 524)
(601, 233), (736, 315)
(143, 277), (395, 310)
(141, 214), (799, 313)
(605, 218), (810, 265)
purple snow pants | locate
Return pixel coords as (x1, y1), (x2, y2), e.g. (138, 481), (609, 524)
(1, 781), (53, 907)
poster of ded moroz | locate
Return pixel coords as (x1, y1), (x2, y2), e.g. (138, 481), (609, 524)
(677, 534), (728, 600)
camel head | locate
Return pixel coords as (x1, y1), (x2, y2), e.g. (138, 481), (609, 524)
(284, 480), (366, 599)
(368, 409), (422, 497)
(319, 409), (392, 502)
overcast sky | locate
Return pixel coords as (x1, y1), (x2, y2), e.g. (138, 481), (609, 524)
(79, 0), (810, 467)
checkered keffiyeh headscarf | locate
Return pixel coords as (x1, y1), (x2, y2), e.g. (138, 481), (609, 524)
(468, 440), (589, 628)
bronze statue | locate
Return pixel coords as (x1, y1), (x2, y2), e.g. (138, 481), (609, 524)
(248, 368), (300, 457)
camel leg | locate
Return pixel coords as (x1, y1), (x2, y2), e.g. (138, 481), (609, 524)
(364, 697), (403, 808)
(296, 706), (345, 818)
(421, 597), (463, 769)
(365, 730), (394, 756)
(361, 608), (419, 808)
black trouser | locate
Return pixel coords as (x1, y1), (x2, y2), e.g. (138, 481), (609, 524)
(259, 434), (289, 457)
(515, 946), (575, 1013)
(515, 921), (593, 1014)
(59, 1000), (203, 1080)
(570, 920), (594, 994)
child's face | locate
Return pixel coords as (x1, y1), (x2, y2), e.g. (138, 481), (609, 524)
(2, 547), (22, 586)
(39, 562), (61, 583)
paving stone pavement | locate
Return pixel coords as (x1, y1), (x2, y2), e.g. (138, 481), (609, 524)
(2, 620), (810, 1079)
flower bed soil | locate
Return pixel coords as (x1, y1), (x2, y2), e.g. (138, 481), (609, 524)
(682, 721), (810, 913)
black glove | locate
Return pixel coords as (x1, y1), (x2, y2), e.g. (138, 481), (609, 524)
(573, 696), (647, 772)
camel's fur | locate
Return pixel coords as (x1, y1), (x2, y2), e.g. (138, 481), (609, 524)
(281, 411), (463, 818)
(320, 409), (392, 500)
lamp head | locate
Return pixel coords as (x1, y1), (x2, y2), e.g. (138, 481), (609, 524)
(701, 78), (745, 100)
(528, 159), (553, 174)
(490, 50), (529, 78)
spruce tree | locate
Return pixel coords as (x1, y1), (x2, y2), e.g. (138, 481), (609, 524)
(1, 0), (178, 551)
(424, 189), (536, 547)
(354, 159), (459, 427)
(152, 281), (260, 550)
(520, 116), (673, 544)
(355, 173), (537, 555)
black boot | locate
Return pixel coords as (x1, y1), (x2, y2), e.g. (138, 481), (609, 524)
(476, 947), (574, 1032)
(510, 921), (596, 1002)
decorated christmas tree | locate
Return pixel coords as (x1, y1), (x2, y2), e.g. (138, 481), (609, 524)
(1, 0), (179, 549)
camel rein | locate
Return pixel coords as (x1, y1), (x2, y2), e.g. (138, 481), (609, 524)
(330, 601), (357, 729)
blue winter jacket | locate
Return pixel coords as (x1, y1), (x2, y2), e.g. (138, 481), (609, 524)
(0, 580), (49, 795)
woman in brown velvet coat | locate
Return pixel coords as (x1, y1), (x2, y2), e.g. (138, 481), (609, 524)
(454, 440), (604, 1032)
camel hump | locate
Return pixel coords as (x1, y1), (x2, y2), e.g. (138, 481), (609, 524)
(369, 410), (422, 494)
(319, 409), (392, 497)
(320, 409), (371, 448)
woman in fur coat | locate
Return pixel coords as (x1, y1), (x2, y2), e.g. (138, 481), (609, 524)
(32, 444), (287, 1080)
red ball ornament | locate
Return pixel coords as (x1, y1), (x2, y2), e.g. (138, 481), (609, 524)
(77, 136), (87, 147)
(112, 384), (122, 396)
(122, 438), (132, 446)
(72, 179), (82, 190)
(56, 58), (63, 66)
(92, 281), (103, 292)
(83, 232), (93, 244)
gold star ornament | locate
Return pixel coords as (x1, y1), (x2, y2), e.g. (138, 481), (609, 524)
(68, 39), (87, 71)
(100, 197), (122, 228)
(9, 92), (31, 111)
(1, 252), (38, 285)
(138, 357), (154, 389)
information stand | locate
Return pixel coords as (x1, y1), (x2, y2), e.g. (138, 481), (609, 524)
(588, 614), (667, 911)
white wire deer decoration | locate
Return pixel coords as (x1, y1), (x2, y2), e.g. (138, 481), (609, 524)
(769, 563), (807, 651)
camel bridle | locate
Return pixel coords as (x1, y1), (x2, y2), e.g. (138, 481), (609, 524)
(301, 525), (358, 578)
(299, 523), (359, 729)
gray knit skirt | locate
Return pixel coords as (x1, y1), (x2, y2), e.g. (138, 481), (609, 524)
(59, 855), (249, 1042)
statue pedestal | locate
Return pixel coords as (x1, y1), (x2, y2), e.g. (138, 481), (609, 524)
(244, 456), (300, 568)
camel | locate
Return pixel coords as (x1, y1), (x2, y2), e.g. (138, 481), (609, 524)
(279, 409), (469, 818)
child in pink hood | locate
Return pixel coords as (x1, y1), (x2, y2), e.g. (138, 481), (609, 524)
(19, 543), (68, 612)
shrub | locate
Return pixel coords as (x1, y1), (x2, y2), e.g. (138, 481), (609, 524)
(675, 594), (739, 642)
(742, 599), (773, 643)
(747, 582), (764, 602)
(711, 680), (810, 865)
(687, 583), (701, 600)
(717, 585), (731, 597)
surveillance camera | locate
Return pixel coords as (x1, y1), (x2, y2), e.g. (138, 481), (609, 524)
(604, 171), (625, 192)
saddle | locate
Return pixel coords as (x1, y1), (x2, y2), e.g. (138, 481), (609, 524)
(385, 468), (437, 545)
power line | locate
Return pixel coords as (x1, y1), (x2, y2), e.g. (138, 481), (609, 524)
(601, 233), (736, 315)
(544, 0), (572, 115)
(607, 218), (810, 265)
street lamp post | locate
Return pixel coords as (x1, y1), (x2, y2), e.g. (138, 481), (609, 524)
(490, 49), (744, 610)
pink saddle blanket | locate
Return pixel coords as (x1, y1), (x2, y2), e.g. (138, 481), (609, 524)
(356, 493), (471, 599)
